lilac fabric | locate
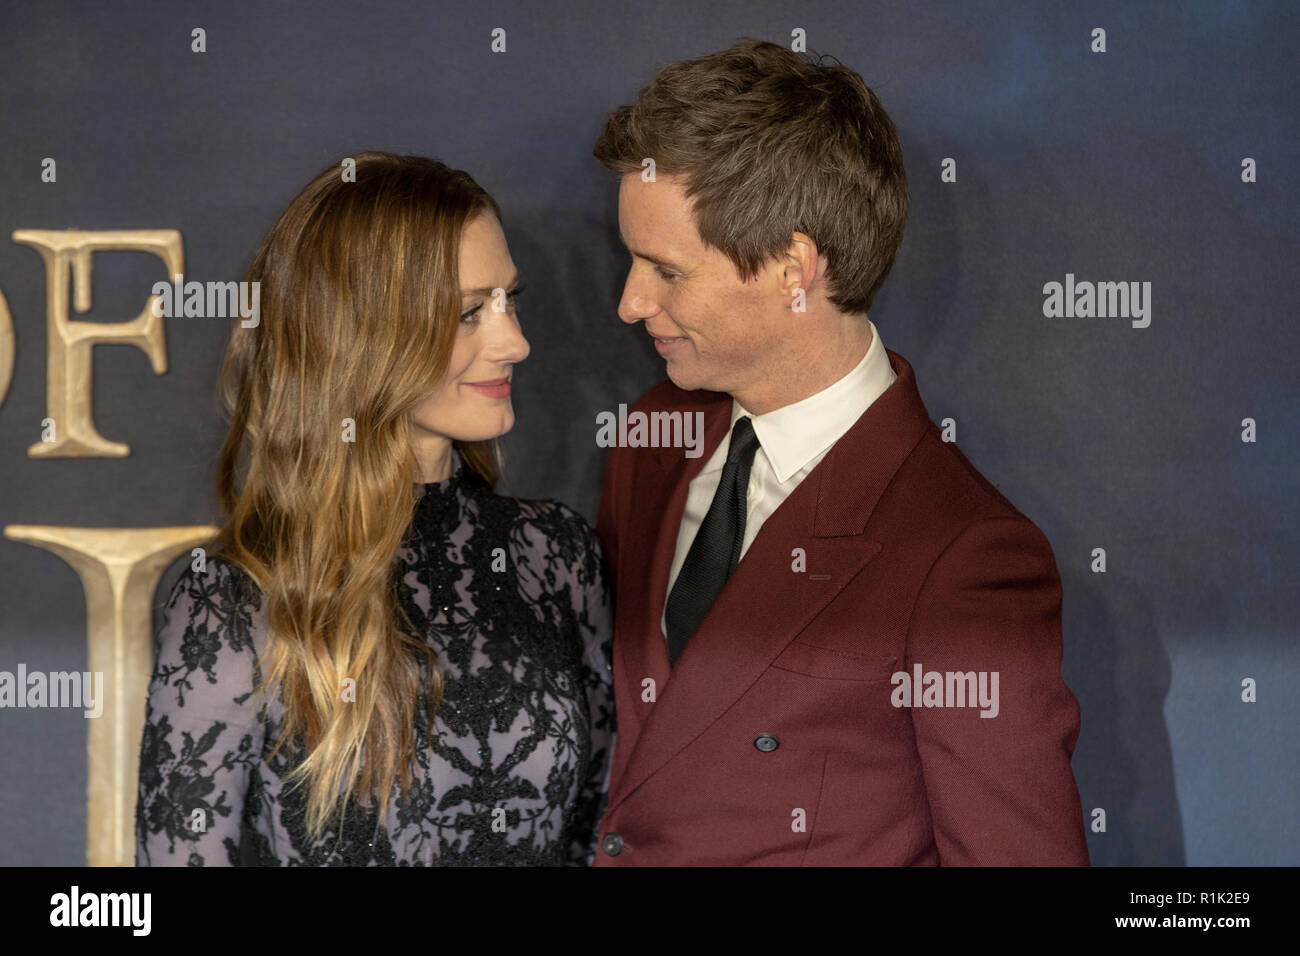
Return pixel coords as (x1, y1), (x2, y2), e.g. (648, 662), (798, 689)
(136, 452), (614, 865)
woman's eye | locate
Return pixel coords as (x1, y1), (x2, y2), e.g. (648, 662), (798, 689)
(460, 285), (524, 324)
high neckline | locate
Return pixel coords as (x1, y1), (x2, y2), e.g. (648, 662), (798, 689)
(416, 447), (465, 498)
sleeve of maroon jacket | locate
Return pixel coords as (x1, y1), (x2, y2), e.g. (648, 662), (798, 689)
(905, 515), (1090, 865)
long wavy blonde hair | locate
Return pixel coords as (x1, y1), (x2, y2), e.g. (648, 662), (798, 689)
(210, 151), (503, 840)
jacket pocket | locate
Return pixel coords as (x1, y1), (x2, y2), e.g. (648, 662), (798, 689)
(769, 641), (897, 682)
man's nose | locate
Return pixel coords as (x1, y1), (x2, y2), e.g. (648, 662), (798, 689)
(617, 268), (659, 325)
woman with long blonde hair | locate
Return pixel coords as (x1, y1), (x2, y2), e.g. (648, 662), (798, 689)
(135, 151), (614, 865)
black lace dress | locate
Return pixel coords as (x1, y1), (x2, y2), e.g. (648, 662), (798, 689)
(135, 453), (615, 866)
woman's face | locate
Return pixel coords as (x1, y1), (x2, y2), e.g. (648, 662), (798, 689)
(408, 213), (529, 480)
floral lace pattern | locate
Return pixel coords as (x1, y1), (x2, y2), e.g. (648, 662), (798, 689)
(135, 458), (614, 866)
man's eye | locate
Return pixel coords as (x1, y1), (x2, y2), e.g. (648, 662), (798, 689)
(656, 267), (679, 283)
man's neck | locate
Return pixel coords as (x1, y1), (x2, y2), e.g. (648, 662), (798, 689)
(734, 320), (874, 416)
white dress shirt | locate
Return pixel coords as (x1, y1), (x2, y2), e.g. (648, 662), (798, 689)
(661, 319), (898, 640)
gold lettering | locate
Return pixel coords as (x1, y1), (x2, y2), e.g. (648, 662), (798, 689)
(11, 229), (181, 458)
(4, 524), (218, 866)
(0, 286), (12, 408)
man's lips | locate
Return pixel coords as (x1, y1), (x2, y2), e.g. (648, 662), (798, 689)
(463, 377), (511, 398)
(649, 330), (687, 355)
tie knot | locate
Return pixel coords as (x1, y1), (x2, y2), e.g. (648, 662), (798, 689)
(726, 416), (760, 466)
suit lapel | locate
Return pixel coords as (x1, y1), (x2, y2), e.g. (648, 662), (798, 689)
(606, 349), (933, 815)
(610, 392), (732, 752)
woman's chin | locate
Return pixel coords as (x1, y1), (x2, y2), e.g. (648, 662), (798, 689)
(461, 411), (515, 442)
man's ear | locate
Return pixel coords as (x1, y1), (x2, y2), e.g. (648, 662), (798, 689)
(778, 231), (820, 303)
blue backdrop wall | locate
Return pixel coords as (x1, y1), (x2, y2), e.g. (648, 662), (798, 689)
(0, 0), (1295, 865)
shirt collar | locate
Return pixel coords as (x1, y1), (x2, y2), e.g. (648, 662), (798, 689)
(714, 319), (896, 483)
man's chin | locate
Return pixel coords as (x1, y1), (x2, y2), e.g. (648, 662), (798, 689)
(664, 363), (704, 392)
(665, 356), (741, 397)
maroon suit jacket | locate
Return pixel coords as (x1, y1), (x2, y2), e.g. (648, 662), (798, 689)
(593, 348), (1090, 865)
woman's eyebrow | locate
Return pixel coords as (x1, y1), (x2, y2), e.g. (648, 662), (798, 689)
(460, 272), (521, 297)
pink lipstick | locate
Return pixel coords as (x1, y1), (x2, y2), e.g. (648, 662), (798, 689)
(464, 378), (511, 399)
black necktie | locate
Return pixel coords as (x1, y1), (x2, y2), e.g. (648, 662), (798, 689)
(665, 416), (761, 667)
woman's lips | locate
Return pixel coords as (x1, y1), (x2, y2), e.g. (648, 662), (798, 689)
(464, 378), (511, 398)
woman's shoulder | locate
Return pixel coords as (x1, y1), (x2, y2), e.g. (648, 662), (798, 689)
(510, 495), (596, 541)
(469, 486), (605, 583)
(460, 473), (590, 541)
(148, 552), (268, 722)
(156, 552), (267, 664)
(164, 551), (262, 613)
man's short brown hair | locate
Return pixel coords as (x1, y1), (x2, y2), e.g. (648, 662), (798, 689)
(593, 38), (908, 316)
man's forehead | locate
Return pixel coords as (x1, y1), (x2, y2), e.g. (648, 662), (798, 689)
(618, 174), (697, 243)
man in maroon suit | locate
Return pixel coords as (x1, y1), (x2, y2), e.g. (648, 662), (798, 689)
(589, 39), (1090, 865)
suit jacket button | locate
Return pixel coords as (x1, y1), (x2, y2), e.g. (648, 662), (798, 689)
(602, 832), (624, 856)
(754, 733), (780, 752)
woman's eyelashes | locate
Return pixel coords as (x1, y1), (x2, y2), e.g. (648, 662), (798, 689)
(460, 284), (525, 324)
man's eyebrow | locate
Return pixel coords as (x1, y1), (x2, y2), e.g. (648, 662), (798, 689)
(461, 272), (521, 297)
(619, 237), (681, 270)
